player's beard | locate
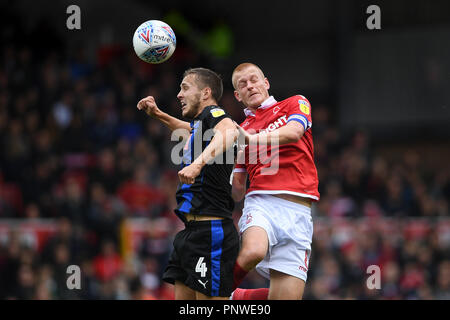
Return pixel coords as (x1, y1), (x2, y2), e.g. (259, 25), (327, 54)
(182, 93), (201, 119)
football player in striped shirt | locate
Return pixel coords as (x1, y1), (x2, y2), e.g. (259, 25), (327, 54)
(137, 68), (239, 300)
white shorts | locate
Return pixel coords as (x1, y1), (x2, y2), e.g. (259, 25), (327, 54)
(238, 194), (313, 282)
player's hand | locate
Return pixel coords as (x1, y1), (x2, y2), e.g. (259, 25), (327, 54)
(178, 163), (202, 184)
(234, 122), (250, 144)
(234, 121), (258, 145)
(137, 96), (161, 118)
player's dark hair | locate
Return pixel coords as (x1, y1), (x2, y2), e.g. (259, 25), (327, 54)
(183, 68), (223, 102)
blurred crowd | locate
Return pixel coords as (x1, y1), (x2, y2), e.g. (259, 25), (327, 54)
(0, 13), (449, 300)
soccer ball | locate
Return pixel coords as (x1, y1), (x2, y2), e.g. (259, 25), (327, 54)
(132, 20), (176, 64)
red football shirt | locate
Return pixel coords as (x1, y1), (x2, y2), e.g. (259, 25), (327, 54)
(234, 95), (320, 201)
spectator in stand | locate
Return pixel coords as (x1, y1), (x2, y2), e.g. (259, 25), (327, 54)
(117, 164), (165, 217)
(93, 239), (123, 283)
(42, 216), (90, 266)
(90, 148), (120, 194)
(87, 182), (125, 245)
(434, 260), (450, 299)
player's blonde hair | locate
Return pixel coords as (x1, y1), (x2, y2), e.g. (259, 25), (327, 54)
(231, 63), (266, 89)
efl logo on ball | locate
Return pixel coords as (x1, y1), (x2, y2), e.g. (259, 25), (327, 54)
(133, 20), (176, 64)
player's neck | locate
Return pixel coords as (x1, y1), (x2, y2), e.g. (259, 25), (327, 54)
(246, 95), (273, 113)
(246, 106), (258, 114)
(194, 99), (218, 118)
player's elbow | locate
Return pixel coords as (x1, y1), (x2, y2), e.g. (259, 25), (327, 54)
(281, 122), (305, 144)
(293, 124), (306, 141)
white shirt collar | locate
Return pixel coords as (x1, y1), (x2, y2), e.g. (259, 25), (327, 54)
(243, 96), (277, 117)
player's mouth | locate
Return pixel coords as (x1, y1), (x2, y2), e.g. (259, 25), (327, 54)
(249, 92), (260, 99)
(180, 101), (187, 110)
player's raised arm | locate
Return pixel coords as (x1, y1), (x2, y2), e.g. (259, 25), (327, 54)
(235, 95), (312, 146)
(178, 117), (238, 184)
(196, 117), (238, 165)
(241, 121), (305, 146)
(137, 95), (191, 138)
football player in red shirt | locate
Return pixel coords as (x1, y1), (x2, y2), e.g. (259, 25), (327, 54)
(231, 63), (320, 300)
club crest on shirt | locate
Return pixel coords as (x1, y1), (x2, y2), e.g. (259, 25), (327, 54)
(245, 212), (253, 225)
(210, 108), (225, 118)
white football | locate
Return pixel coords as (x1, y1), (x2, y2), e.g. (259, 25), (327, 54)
(132, 20), (176, 64)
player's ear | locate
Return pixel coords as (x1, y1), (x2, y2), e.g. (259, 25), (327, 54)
(264, 78), (270, 91)
(234, 90), (242, 102)
(202, 87), (212, 101)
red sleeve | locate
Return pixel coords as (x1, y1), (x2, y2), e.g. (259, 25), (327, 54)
(286, 95), (312, 131)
